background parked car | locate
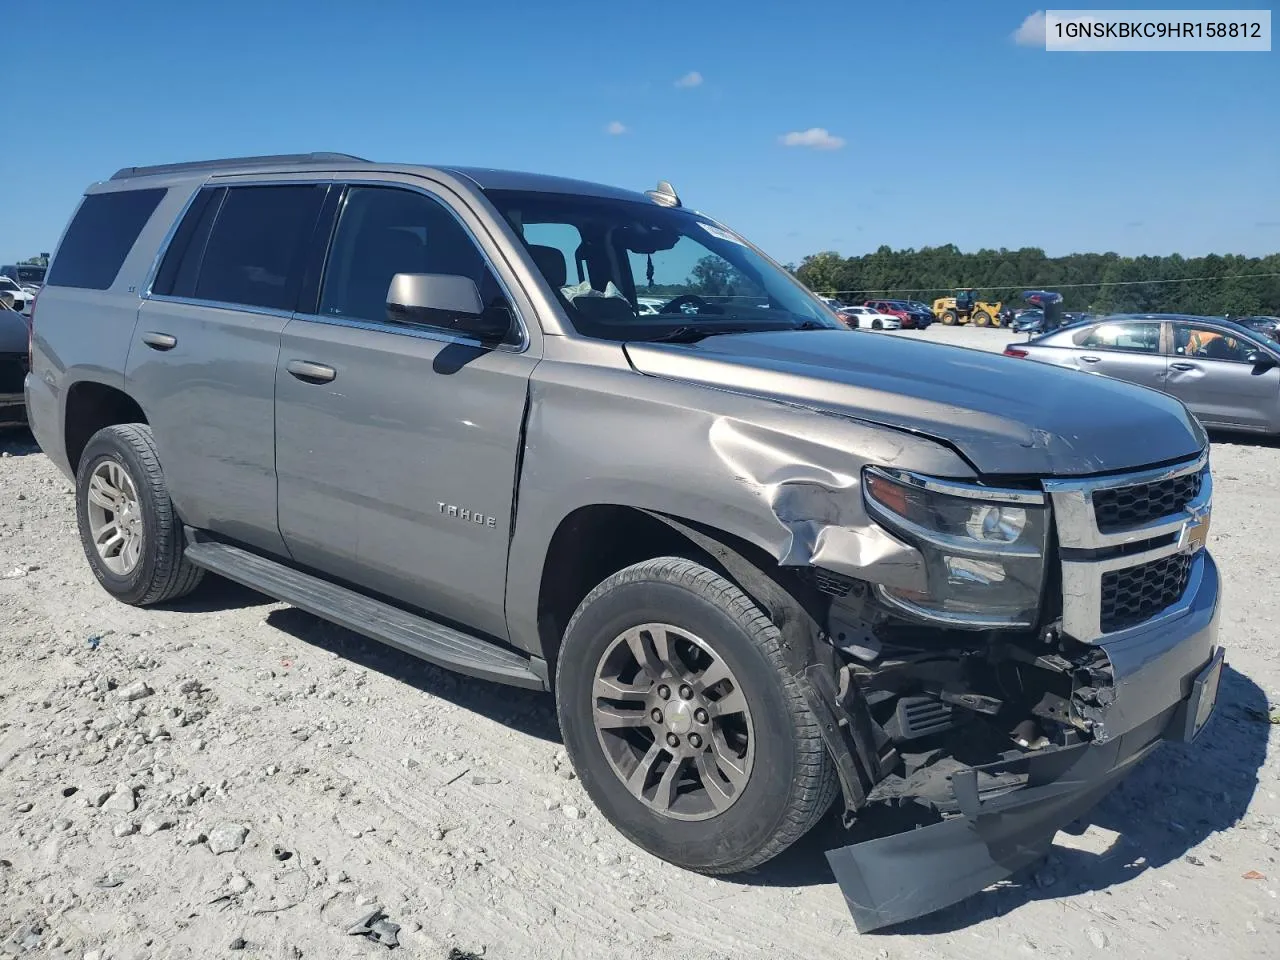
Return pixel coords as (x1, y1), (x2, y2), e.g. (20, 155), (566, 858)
(1010, 309), (1044, 332)
(1012, 310), (1092, 335)
(835, 306), (860, 328)
(864, 299), (931, 329)
(839, 305), (900, 330)
(1004, 313), (1280, 434)
(0, 263), (45, 295)
(0, 298), (29, 426)
(1238, 315), (1280, 341)
(0, 276), (31, 315)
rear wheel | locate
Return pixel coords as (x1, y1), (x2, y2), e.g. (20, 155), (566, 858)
(75, 424), (203, 606)
(973, 310), (992, 327)
(555, 557), (838, 874)
(941, 310), (958, 325)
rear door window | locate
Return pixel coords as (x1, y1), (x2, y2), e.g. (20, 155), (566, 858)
(1075, 321), (1161, 353)
(193, 185), (326, 311)
(46, 188), (167, 290)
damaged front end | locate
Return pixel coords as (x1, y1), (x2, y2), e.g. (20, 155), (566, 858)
(789, 452), (1223, 931)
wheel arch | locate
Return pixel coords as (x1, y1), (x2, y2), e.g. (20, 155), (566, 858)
(533, 503), (830, 682)
(63, 379), (148, 474)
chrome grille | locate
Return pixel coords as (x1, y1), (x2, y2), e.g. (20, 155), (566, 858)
(1092, 472), (1202, 533)
(1099, 553), (1192, 633)
(1046, 451), (1210, 642)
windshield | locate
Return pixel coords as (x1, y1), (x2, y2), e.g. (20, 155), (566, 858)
(0, 277), (18, 292)
(484, 190), (840, 342)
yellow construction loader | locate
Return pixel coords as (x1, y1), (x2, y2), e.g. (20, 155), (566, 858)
(932, 289), (1003, 326)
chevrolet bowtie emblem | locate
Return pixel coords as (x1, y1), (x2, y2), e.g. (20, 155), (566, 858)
(1182, 505), (1211, 554)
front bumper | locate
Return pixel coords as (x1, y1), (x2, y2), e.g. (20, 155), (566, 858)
(827, 551), (1222, 932)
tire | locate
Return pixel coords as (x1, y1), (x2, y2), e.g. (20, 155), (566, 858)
(75, 423), (204, 606)
(872, 319), (883, 330)
(555, 557), (838, 875)
(973, 310), (992, 327)
(941, 310), (957, 325)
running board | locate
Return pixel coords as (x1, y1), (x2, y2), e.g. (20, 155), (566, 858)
(183, 536), (547, 690)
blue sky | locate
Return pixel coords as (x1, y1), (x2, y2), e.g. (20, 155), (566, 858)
(3, 1), (1277, 267)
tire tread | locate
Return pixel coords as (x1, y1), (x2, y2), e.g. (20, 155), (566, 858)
(77, 423), (203, 606)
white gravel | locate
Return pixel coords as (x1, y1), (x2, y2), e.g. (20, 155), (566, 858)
(1, 326), (1278, 959)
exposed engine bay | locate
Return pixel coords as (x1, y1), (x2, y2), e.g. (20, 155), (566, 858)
(797, 564), (1221, 932)
(810, 574), (1115, 820)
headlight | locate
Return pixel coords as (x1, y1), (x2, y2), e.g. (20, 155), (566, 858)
(862, 466), (1049, 628)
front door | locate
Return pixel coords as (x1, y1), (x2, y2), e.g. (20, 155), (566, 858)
(1166, 322), (1280, 431)
(274, 183), (537, 640)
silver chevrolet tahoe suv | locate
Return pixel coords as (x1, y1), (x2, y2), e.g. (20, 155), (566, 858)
(26, 153), (1223, 930)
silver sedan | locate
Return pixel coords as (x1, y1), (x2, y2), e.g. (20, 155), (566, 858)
(1004, 313), (1280, 434)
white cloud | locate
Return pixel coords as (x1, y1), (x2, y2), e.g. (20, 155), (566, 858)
(1013, 11), (1046, 46)
(779, 127), (845, 151)
(605, 120), (628, 136)
(674, 71), (703, 89)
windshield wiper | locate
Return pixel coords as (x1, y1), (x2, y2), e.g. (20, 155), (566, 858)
(647, 325), (759, 344)
(649, 320), (832, 344)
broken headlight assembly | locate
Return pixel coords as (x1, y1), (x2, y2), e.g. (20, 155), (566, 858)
(862, 466), (1050, 628)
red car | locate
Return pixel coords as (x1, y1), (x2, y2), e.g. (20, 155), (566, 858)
(863, 299), (918, 329)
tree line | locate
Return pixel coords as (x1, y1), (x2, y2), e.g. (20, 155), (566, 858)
(791, 246), (1280, 316)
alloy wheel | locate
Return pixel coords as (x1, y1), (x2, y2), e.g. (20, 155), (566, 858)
(86, 459), (144, 576)
(591, 623), (755, 821)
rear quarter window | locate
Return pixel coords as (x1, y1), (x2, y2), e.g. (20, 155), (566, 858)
(46, 188), (167, 290)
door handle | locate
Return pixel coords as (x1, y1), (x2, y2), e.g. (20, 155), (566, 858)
(141, 332), (177, 351)
(286, 360), (337, 384)
(1171, 362), (1195, 371)
(1079, 355), (1100, 363)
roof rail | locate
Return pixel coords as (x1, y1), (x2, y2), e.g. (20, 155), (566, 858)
(108, 152), (370, 181)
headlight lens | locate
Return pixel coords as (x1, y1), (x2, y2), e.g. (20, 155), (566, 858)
(965, 504), (1026, 542)
(863, 467), (1049, 627)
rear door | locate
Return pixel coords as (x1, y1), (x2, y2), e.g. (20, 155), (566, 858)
(1165, 321), (1280, 431)
(129, 182), (329, 556)
(1065, 320), (1167, 391)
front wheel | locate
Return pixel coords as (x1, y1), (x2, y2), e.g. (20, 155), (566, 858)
(872, 319), (883, 330)
(75, 423), (204, 606)
(973, 310), (992, 327)
(555, 558), (838, 874)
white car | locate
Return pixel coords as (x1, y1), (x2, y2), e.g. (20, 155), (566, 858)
(637, 297), (666, 316)
(838, 305), (901, 330)
(0, 276), (31, 315)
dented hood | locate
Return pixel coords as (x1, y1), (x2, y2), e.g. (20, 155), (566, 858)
(625, 331), (1206, 477)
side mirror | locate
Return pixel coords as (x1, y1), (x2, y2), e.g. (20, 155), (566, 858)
(1247, 351), (1277, 370)
(386, 273), (510, 343)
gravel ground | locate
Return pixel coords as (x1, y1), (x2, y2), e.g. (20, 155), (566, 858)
(1, 325), (1278, 960)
